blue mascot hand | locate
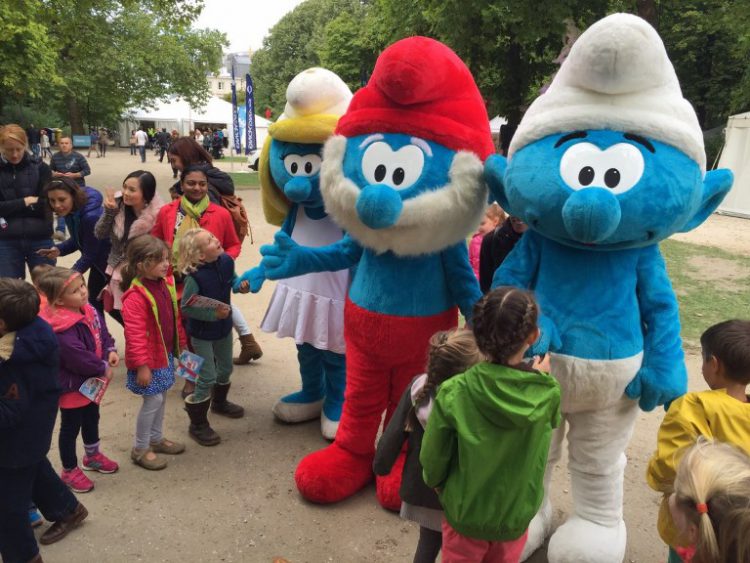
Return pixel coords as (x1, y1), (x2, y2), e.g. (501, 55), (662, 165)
(528, 314), (561, 357)
(625, 365), (686, 412)
(235, 265), (266, 293)
(260, 231), (308, 280)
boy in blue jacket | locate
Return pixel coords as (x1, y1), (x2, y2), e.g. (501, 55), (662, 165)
(0, 278), (88, 563)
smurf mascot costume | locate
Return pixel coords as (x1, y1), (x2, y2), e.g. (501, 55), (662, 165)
(484, 14), (733, 563)
(247, 68), (352, 440)
(247, 37), (493, 509)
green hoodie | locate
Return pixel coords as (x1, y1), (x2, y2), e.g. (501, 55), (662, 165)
(420, 361), (561, 541)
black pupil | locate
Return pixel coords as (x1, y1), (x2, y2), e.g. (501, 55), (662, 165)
(374, 164), (387, 182)
(392, 168), (405, 185)
(291, 162), (298, 174)
(305, 162), (313, 174)
(604, 168), (620, 188)
(578, 166), (595, 186)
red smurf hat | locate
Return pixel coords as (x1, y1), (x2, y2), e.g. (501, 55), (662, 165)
(336, 36), (495, 161)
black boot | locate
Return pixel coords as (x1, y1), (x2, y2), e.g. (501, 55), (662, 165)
(211, 383), (245, 418)
(184, 398), (221, 446)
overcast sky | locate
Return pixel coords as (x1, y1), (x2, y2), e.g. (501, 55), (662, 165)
(194, 0), (306, 54)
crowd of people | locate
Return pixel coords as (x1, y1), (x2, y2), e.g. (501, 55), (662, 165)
(0, 121), (749, 563)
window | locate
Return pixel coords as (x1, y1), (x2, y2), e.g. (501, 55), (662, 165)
(218, 82), (224, 90)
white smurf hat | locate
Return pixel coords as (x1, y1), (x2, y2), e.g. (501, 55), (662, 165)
(280, 67), (352, 120)
(509, 13), (705, 171)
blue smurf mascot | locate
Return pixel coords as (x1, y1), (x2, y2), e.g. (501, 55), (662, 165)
(248, 68), (352, 440)
(484, 13), (733, 563)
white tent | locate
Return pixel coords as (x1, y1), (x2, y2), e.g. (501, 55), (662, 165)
(717, 112), (750, 218)
(119, 97), (270, 153)
(489, 115), (507, 133)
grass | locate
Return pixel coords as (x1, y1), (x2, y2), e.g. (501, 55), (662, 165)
(229, 171), (260, 189)
(661, 239), (750, 348)
(219, 156), (251, 163)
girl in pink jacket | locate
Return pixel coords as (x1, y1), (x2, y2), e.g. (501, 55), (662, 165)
(469, 203), (505, 279)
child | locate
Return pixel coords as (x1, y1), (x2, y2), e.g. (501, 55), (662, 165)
(669, 438), (750, 563)
(374, 329), (483, 563)
(420, 287), (561, 563)
(30, 264), (54, 307)
(0, 279), (88, 562)
(120, 235), (187, 470)
(647, 319), (750, 563)
(178, 228), (249, 446)
(37, 268), (119, 493)
(469, 202), (505, 279)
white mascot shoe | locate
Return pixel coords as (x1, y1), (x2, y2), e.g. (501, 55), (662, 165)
(320, 411), (339, 440)
(548, 516), (626, 563)
(272, 398), (324, 423)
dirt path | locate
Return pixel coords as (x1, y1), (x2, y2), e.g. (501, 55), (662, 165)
(39, 149), (747, 562)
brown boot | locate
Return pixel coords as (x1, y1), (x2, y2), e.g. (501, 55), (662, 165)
(39, 502), (88, 545)
(233, 334), (263, 364)
(184, 397), (221, 446)
(211, 383), (245, 418)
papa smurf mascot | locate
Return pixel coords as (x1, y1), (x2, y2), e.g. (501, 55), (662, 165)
(484, 14), (733, 563)
(246, 68), (352, 440)
(241, 36), (493, 509)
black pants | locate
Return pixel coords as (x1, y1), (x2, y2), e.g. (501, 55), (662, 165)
(414, 526), (442, 563)
(59, 403), (100, 470)
(0, 458), (78, 563)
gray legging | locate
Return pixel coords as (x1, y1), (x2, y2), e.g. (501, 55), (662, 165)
(135, 392), (167, 450)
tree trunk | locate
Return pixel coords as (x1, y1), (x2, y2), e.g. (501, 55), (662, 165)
(65, 94), (85, 134)
(636, 0), (659, 30)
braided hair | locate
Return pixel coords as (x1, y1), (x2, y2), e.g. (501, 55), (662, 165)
(405, 329), (483, 431)
(472, 286), (539, 364)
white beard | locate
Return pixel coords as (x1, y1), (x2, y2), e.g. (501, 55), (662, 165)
(320, 135), (488, 257)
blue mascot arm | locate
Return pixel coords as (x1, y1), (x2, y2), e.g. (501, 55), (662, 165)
(441, 243), (482, 322)
(492, 232), (561, 355)
(484, 154), (510, 210)
(260, 232), (362, 280)
(625, 245), (687, 411)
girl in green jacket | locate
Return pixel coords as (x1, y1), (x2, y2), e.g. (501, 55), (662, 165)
(420, 287), (561, 563)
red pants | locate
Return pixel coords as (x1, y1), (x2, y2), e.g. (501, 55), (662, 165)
(442, 520), (528, 563)
(336, 299), (457, 456)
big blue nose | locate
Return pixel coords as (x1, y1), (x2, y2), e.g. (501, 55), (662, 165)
(356, 184), (403, 229)
(283, 177), (314, 203)
(562, 188), (621, 244)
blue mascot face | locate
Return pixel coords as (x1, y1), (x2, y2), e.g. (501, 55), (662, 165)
(341, 133), (455, 229)
(488, 130), (732, 250)
(269, 140), (324, 207)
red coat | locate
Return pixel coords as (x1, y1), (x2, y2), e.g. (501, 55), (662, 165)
(151, 200), (241, 259)
(121, 276), (187, 370)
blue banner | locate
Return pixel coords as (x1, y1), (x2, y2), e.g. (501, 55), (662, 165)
(231, 64), (241, 155)
(245, 73), (257, 154)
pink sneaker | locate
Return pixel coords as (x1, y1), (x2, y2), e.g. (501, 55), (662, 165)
(82, 452), (119, 474)
(61, 467), (94, 493)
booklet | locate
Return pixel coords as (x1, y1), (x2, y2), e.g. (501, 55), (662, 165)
(184, 294), (226, 310)
(79, 377), (109, 405)
(176, 350), (204, 383)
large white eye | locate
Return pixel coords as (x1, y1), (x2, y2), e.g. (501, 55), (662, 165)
(560, 142), (645, 194)
(283, 153), (321, 177)
(361, 142), (425, 190)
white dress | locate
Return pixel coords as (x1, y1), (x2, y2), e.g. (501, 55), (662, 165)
(260, 207), (348, 354)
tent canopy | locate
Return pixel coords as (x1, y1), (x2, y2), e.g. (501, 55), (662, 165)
(717, 112), (750, 219)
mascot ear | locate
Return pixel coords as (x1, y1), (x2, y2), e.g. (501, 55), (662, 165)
(484, 154), (509, 209)
(679, 168), (734, 233)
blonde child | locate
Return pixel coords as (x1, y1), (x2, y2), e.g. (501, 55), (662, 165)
(420, 287), (561, 563)
(178, 228), (250, 446)
(37, 268), (119, 493)
(120, 235), (187, 470)
(647, 319), (750, 562)
(374, 329), (483, 563)
(668, 438), (750, 563)
(469, 202), (505, 279)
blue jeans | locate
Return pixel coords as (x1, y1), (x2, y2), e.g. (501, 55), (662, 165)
(0, 238), (55, 279)
(138, 145), (146, 162)
(0, 458), (79, 563)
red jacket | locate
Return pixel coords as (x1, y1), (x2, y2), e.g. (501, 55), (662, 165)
(121, 276), (187, 370)
(151, 200), (241, 259)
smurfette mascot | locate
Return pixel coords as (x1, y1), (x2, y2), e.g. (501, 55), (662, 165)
(246, 68), (352, 440)
(484, 14), (734, 563)
(238, 37), (493, 509)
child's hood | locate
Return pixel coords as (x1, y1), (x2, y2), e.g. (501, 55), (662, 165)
(410, 373), (433, 429)
(462, 362), (561, 429)
(38, 304), (86, 333)
(1, 317), (58, 368)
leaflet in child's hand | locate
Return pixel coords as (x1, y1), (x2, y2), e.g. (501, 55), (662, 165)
(177, 350), (204, 383)
(184, 294), (226, 310)
(79, 377), (109, 405)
